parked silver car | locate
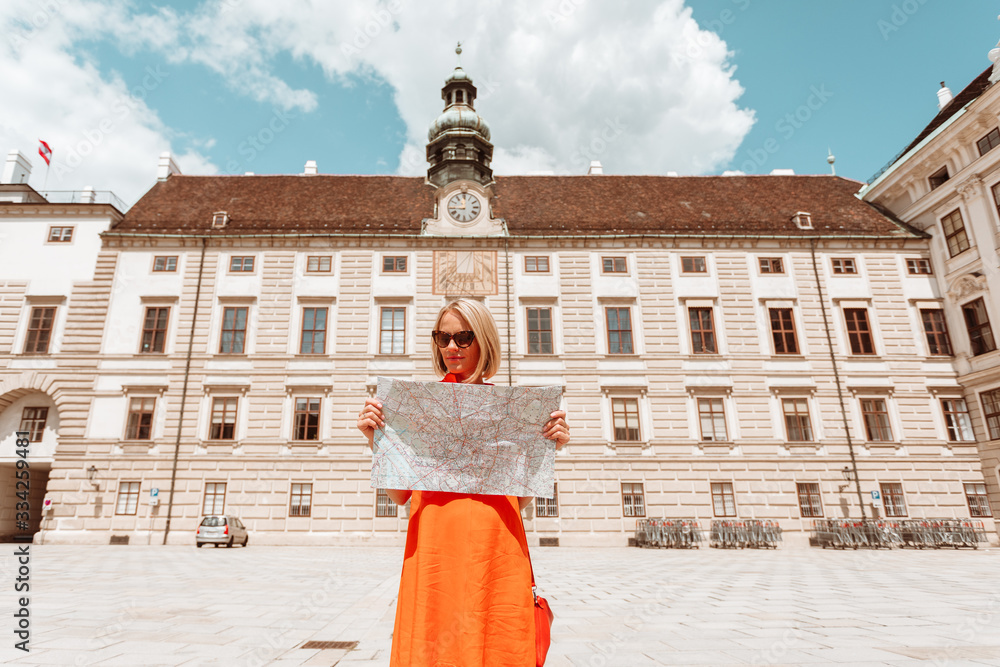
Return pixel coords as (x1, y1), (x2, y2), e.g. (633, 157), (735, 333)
(196, 515), (249, 548)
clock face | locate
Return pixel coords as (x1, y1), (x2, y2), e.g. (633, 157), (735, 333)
(447, 193), (481, 223)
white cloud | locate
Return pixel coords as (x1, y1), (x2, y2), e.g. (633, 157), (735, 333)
(157, 0), (756, 176)
(0, 1), (217, 206)
(1, 0), (755, 208)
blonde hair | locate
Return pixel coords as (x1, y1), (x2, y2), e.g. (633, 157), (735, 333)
(430, 299), (502, 382)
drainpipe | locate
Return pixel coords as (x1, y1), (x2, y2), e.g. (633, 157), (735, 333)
(503, 228), (513, 387)
(163, 237), (207, 544)
(809, 239), (866, 521)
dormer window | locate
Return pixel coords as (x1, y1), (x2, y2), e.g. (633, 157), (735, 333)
(928, 167), (949, 190)
(792, 212), (812, 230)
(212, 211), (229, 228)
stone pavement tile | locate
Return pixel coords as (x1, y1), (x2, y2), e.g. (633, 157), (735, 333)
(565, 651), (670, 666)
(95, 654), (190, 666)
(800, 646), (916, 662)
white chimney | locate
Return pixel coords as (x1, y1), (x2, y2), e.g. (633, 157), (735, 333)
(587, 160), (603, 175)
(303, 160), (318, 175)
(156, 152), (181, 180)
(937, 82), (953, 110)
(80, 186), (95, 204)
(2, 150), (32, 185)
(769, 168), (796, 175)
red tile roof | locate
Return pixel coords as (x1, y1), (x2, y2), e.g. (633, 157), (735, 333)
(111, 173), (923, 239)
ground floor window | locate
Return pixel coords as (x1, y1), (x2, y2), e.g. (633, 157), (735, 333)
(536, 483), (559, 518)
(290, 483), (312, 517)
(964, 483), (992, 518)
(796, 482), (823, 518)
(711, 482), (737, 517)
(375, 488), (398, 517)
(880, 482), (907, 517)
(203, 482), (226, 515)
(115, 482), (140, 515)
(622, 482), (645, 517)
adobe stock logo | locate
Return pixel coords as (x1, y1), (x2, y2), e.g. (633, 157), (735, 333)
(738, 84), (833, 174)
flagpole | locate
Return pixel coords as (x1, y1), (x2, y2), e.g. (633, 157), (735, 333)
(42, 161), (50, 192)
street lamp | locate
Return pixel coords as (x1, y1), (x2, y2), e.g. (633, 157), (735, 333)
(86, 465), (98, 485)
(838, 466), (857, 493)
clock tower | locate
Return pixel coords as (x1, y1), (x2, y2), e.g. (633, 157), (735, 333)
(426, 44), (494, 188)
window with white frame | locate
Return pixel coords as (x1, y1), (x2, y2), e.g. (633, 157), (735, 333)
(698, 397), (728, 442)
(941, 398), (975, 442)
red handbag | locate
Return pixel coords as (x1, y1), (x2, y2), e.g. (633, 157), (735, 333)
(527, 544), (553, 665)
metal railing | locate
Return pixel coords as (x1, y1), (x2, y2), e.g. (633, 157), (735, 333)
(634, 519), (704, 548)
(709, 519), (782, 549)
(811, 519), (988, 550)
(38, 190), (128, 212)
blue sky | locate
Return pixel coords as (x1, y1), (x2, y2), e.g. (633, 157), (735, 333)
(1, 1), (997, 206)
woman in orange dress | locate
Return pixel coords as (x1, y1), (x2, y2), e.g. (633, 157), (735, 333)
(357, 298), (570, 667)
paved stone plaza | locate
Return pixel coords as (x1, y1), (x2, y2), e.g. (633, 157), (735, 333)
(1, 544), (999, 666)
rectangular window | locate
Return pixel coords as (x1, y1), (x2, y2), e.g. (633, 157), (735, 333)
(19, 407), (48, 442)
(382, 256), (407, 273)
(622, 482), (645, 518)
(306, 255), (332, 273)
(290, 483), (312, 517)
(375, 488), (398, 517)
(219, 307), (248, 354)
(209, 397), (238, 440)
(920, 309), (953, 356)
(698, 398), (728, 442)
(536, 483), (559, 518)
(602, 256), (627, 273)
(964, 483), (993, 518)
(782, 398), (813, 442)
(769, 308), (799, 354)
(203, 482), (226, 515)
(844, 308), (875, 355)
(524, 256), (550, 273)
(689, 307), (717, 354)
(115, 482), (141, 516)
(605, 307), (634, 354)
(963, 298), (996, 356)
(796, 482), (823, 518)
(152, 256), (178, 272)
(293, 398), (321, 441)
(611, 397), (640, 442)
(681, 256), (707, 273)
(929, 166), (950, 190)
(941, 209), (971, 258)
(379, 307), (406, 354)
(711, 482), (737, 517)
(758, 257), (784, 274)
(982, 388), (1000, 440)
(880, 482), (907, 517)
(300, 307), (328, 354)
(527, 307), (553, 354)
(229, 256), (255, 272)
(941, 399), (975, 442)
(906, 258), (932, 275)
(977, 128), (1000, 156)
(831, 258), (857, 274)
(141, 307), (169, 353)
(24, 306), (56, 354)
(47, 226), (73, 242)
(861, 398), (893, 442)
(125, 397), (156, 440)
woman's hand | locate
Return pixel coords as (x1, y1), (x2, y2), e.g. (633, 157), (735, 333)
(543, 410), (570, 449)
(357, 398), (385, 449)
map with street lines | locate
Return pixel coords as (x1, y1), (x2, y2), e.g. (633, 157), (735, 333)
(371, 377), (562, 497)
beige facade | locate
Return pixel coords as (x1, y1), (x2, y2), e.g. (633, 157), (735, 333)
(3, 60), (999, 549)
(861, 61), (1000, 525)
(9, 232), (995, 547)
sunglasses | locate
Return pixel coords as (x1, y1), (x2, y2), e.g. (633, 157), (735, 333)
(432, 330), (476, 348)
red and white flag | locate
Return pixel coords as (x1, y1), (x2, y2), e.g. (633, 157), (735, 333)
(38, 140), (52, 165)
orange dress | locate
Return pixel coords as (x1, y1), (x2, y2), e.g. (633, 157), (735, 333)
(389, 374), (535, 667)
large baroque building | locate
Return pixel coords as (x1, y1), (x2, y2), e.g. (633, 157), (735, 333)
(2, 59), (997, 546)
(861, 52), (1000, 525)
